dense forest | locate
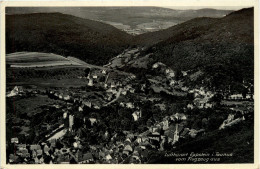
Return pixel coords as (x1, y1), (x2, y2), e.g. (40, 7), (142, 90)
(6, 13), (132, 65)
(138, 8), (254, 90)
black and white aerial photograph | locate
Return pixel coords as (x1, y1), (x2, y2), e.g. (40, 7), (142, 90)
(3, 3), (256, 165)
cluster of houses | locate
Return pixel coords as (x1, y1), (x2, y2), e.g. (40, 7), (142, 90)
(8, 105), (210, 164)
(8, 137), (68, 164)
(144, 113), (205, 147)
(149, 62), (192, 97)
(152, 62), (176, 86)
(8, 136), (125, 164)
(187, 87), (215, 109)
(105, 83), (136, 102)
(49, 91), (72, 101)
(6, 58), (254, 164)
(84, 68), (107, 87)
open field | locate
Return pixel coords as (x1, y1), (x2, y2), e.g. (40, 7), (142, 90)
(221, 100), (254, 106)
(6, 52), (133, 78)
(136, 21), (178, 31)
(6, 52), (81, 67)
(6, 52), (65, 62)
(67, 56), (87, 65)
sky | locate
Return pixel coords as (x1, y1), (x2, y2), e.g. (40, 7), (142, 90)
(162, 6), (251, 10)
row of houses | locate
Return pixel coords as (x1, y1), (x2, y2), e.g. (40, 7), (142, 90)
(224, 93), (254, 100)
(219, 114), (245, 130)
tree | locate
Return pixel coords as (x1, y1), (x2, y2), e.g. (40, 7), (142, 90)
(242, 87), (248, 98)
(84, 68), (91, 77)
(175, 68), (182, 81)
(210, 93), (223, 105)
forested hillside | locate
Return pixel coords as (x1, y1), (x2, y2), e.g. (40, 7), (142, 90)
(138, 8), (254, 90)
(6, 13), (133, 65)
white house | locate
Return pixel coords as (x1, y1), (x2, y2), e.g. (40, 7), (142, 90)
(11, 137), (19, 144)
(7, 86), (22, 97)
(205, 103), (213, 108)
(131, 75), (136, 79)
(130, 88), (135, 93)
(63, 95), (70, 101)
(246, 94), (252, 99)
(88, 79), (93, 86)
(78, 106), (83, 112)
(69, 115), (74, 131)
(94, 105), (101, 109)
(59, 94), (63, 99)
(229, 94), (243, 100)
(165, 69), (170, 74)
(168, 72), (175, 78)
(162, 120), (169, 130)
(121, 90), (127, 95)
(102, 69), (107, 74)
(83, 101), (92, 108)
(199, 89), (206, 96)
(152, 63), (159, 69)
(89, 118), (97, 126)
(120, 102), (125, 107)
(63, 112), (68, 119)
(111, 83), (116, 88)
(132, 110), (142, 121)
(126, 102), (134, 109)
(170, 80), (176, 86)
(181, 87), (189, 91)
(181, 71), (188, 76)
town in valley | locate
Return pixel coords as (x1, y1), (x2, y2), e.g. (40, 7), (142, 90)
(5, 6), (254, 164)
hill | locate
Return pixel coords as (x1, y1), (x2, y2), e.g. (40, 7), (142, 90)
(6, 12), (133, 66)
(135, 8), (254, 90)
(134, 8), (252, 46)
(6, 7), (232, 35)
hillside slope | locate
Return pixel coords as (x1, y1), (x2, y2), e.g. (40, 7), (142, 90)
(133, 17), (219, 46)
(6, 12), (133, 65)
(134, 8), (252, 46)
(137, 8), (254, 90)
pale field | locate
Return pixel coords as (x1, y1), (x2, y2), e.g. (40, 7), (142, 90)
(6, 52), (83, 67)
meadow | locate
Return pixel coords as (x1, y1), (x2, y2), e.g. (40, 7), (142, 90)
(6, 52), (82, 67)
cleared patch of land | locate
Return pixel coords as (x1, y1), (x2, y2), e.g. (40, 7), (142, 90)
(6, 52), (81, 67)
(67, 56), (87, 65)
(221, 100), (254, 106)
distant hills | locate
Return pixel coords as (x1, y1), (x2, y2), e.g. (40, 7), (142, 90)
(6, 12), (132, 65)
(134, 8), (253, 45)
(133, 17), (218, 46)
(6, 7), (254, 90)
(6, 7), (233, 35)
